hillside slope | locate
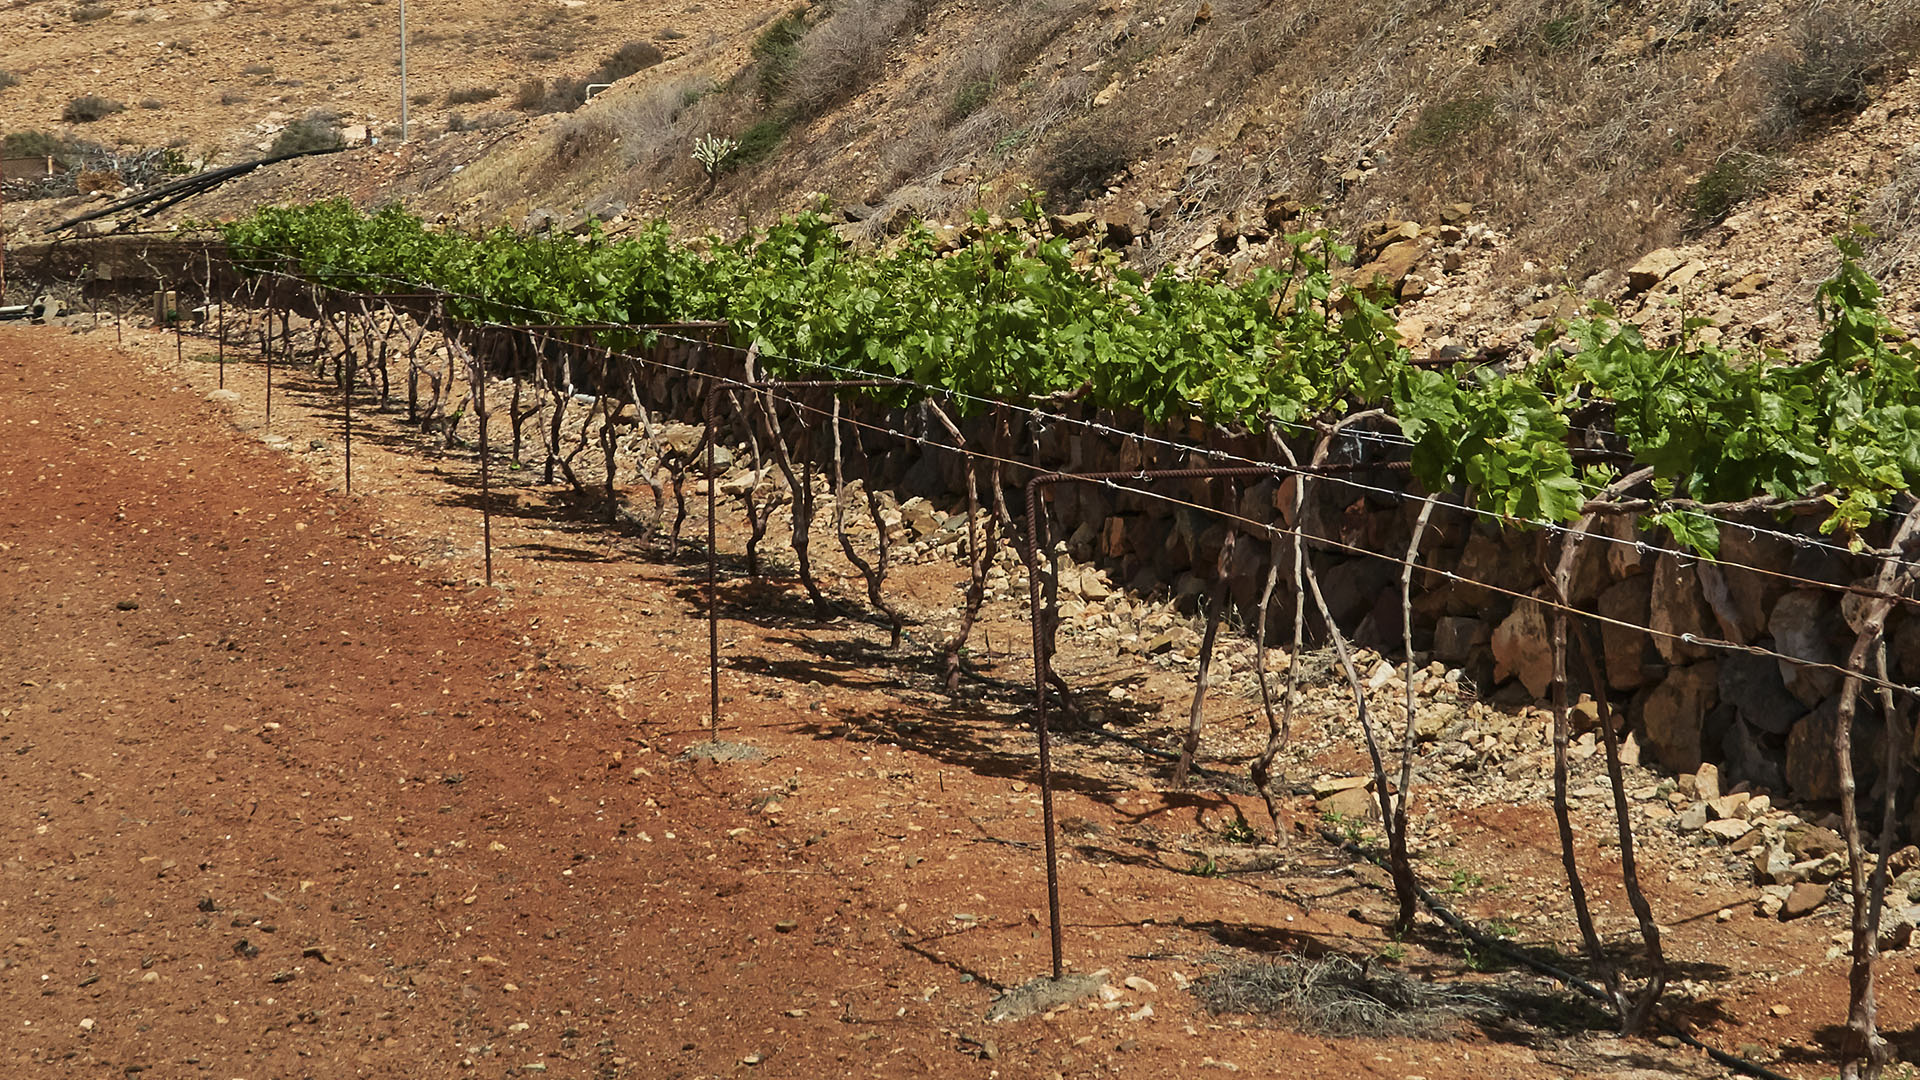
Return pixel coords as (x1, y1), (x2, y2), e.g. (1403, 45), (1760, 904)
(4, 0), (1917, 346)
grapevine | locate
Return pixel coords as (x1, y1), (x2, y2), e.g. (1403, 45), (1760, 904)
(220, 203), (1920, 549)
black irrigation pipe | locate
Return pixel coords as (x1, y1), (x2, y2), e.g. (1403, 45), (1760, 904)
(42, 145), (352, 235)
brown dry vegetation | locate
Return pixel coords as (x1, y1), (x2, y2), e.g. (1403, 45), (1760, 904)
(441, 0), (1917, 288)
(3, 0), (1917, 323)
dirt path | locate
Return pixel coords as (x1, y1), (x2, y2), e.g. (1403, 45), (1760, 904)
(5, 321), (1873, 1080)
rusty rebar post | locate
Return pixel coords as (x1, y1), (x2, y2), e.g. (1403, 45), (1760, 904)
(343, 323), (354, 495)
(700, 374), (896, 741)
(1020, 463), (1289, 981)
(1022, 477), (1066, 980)
(706, 374), (721, 741)
(477, 342), (493, 587)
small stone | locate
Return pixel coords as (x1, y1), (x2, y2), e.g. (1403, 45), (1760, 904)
(1694, 763), (1722, 802)
(1627, 248), (1687, 293)
(1676, 804), (1709, 832)
(774, 920), (799, 934)
(1317, 785), (1376, 821)
(1703, 818), (1755, 842)
(1312, 775), (1372, 798)
(1716, 908), (1734, 922)
(1781, 882), (1828, 920)
(1785, 825), (1844, 862)
(1769, 1004), (1792, 1017)
(1123, 975), (1158, 994)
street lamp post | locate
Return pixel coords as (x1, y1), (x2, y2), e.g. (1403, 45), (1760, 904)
(398, 0), (410, 141)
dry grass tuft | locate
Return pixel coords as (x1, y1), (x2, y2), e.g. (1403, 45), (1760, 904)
(61, 94), (126, 122)
(1755, 0), (1916, 140)
(446, 86), (501, 107)
(1866, 146), (1920, 281)
(785, 0), (930, 120)
(1192, 953), (1491, 1038)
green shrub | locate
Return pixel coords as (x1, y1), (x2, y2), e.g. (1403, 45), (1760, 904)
(948, 77), (995, 123)
(62, 95), (126, 122)
(270, 111), (345, 156)
(4, 130), (70, 161)
(1693, 151), (1783, 222)
(750, 11), (808, 104)
(728, 114), (792, 170)
(1407, 94), (1498, 149)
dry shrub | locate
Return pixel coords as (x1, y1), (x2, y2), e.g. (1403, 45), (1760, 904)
(447, 86), (501, 106)
(599, 76), (711, 164)
(1192, 953), (1490, 1038)
(786, 0), (929, 119)
(75, 168), (123, 193)
(1756, 0), (1914, 140)
(595, 41), (665, 84)
(270, 110), (344, 156)
(70, 3), (111, 21)
(1037, 121), (1139, 211)
(512, 77), (547, 111)
(447, 110), (514, 133)
(1336, 14), (1761, 278)
(0, 70), (19, 93)
(1692, 149), (1785, 222)
(546, 76), (592, 112)
(549, 112), (615, 169)
(62, 94), (126, 122)
(1866, 146), (1920, 280)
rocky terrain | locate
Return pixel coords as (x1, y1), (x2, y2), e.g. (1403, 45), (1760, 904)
(6, 1), (1920, 1070)
(5, 0), (1918, 348)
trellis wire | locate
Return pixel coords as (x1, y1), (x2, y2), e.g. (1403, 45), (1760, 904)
(116, 250), (1919, 1073)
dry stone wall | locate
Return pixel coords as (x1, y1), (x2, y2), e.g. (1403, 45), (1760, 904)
(14, 239), (1906, 822)
(645, 341), (1912, 819)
